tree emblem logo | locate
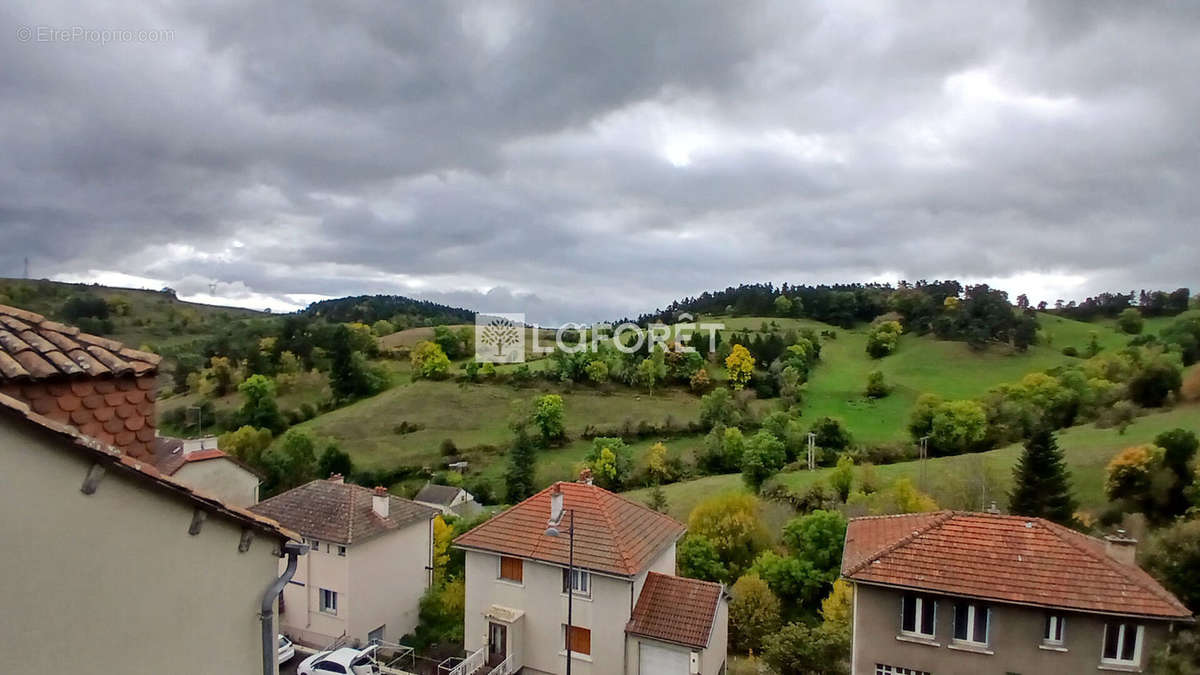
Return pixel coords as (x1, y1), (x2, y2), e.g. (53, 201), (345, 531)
(475, 313), (525, 363)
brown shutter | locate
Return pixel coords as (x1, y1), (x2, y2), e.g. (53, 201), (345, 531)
(500, 556), (523, 582)
(569, 626), (591, 655)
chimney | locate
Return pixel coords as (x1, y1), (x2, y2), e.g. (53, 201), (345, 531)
(1105, 529), (1137, 566)
(372, 486), (389, 518)
(578, 468), (594, 486)
(328, 473), (344, 484)
(549, 484), (564, 526)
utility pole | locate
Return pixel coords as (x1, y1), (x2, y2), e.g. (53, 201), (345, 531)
(24, 257), (29, 279)
(807, 432), (816, 471)
(919, 436), (929, 489)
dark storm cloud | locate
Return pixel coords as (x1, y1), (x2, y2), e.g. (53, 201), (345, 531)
(1, 0), (1197, 322)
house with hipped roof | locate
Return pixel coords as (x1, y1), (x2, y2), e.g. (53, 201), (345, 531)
(841, 510), (1193, 675)
(250, 475), (438, 647)
(453, 477), (728, 675)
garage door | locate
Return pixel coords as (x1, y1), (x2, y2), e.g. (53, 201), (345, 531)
(639, 642), (689, 674)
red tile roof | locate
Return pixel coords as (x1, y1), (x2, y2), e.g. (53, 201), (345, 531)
(250, 479), (437, 545)
(627, 572), (724, 650)
(842, 511), (1192, 620)
(0, 304), (159, 381)
(453, 482), (686, 577)
(0, 392), (297, 543)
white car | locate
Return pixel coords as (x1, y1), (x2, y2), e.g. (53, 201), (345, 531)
(297, 644), (378, 675)
(278, 635), (295, 665)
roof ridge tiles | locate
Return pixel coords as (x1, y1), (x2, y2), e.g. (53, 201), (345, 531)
(842, 510), (954, 576)
(1040, 519), (1189, 614)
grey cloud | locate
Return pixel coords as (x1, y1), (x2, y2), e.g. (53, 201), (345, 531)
(0, 1), (1197, 323)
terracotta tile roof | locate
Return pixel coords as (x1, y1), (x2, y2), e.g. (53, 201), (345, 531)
(453, 482), (686, 577)
(0, 304), (160, 381)
(250, 479), (437, 545)
(0, 392), (297, 543)
(414, 483), (465, 506)
(842, 511), (1192, 620)
(152, 438), (262, 479)
(627, 572), (724, 650)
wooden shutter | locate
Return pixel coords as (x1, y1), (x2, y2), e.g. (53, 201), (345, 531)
(568, 626), (591, 655)
(499, 556), (523, 582)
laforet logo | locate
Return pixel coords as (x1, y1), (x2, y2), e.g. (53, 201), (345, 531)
(475, 313), (525, 363)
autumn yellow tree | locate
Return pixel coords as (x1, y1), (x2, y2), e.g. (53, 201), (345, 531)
(688, 493), (770, 579)
(646, 442), (670, 483)
(432, 515), (453, 586)
(725, 344), (755, 391)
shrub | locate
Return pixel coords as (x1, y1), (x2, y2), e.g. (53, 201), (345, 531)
(865, 370), (890, 398)
(1062, 346), (1079, 357)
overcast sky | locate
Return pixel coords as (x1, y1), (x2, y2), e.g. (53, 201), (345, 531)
(2, 1), (1198, 324)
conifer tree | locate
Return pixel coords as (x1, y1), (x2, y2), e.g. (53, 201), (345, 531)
(504, 424), (537, 503)
(1009, 428), (1077, 525)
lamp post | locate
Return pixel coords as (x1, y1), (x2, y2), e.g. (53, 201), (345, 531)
(546, 494), (575, 675)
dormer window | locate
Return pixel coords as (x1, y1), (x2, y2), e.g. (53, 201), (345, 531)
(562, 568), (591, 596)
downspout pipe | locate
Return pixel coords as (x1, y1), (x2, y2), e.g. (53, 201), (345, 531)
(262, 541), (308, 675)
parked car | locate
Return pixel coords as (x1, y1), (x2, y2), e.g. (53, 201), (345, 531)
(278, 635), (295, 665)
(297, 644), (378, 675)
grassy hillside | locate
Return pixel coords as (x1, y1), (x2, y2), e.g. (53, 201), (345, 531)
(0, 277), (263, 350)
(279, 379), (703, 472)
(708, 311), (1136, 444)
(624, 402), (1200, 523)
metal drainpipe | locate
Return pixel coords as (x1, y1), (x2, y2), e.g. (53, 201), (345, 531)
(261, 541), (307, 675)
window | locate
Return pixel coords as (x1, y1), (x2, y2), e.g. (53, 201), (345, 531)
(564, 625), (591, 655)
(953, 601), (989, 645)
(308, 538), (321, 553)
(319, 588), (338, 615)
(875, 666), (930, 675)
(1043, 614), (1065, 645)
(498, 556), (523, 583)
(337, 545), (347, 557)
(900, 593), (936, 638)
(313, 663), (346, 673)
(1102, 622), (1143, 665)
(562, 568), (591, 596)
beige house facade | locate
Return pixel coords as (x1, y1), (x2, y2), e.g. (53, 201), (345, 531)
(155, 437), (261, 507)
(0, 394), (300, 675)
(252, 477), (437, 647)
(455, 481), (728, 675)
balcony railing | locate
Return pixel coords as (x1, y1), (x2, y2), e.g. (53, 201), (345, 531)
(445, 646), (485, 675)
(486, 655), (513, 675)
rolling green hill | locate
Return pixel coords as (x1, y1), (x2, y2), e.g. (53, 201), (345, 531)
(0, 277), (264, 350)
(624, 401), (1200, 522)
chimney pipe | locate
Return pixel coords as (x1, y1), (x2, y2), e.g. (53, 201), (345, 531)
(549, 484), (564, 527)
(328, 473), (344, 484)
(1105, 529), (1137, 566)
(372, 486), (389, 518)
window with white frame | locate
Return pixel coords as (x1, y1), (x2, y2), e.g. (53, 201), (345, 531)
(900, 593), (936, 638)
(1102, 622), (1143, 666)
(319, 588), (338, 615)
(952, 601), (989, 645)
(1043, 614), (1066, 645)
(562, 568), (590, 596)
(875, 665), (930, 675)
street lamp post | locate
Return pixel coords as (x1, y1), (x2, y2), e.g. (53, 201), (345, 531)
(546, 497), (575, 675)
